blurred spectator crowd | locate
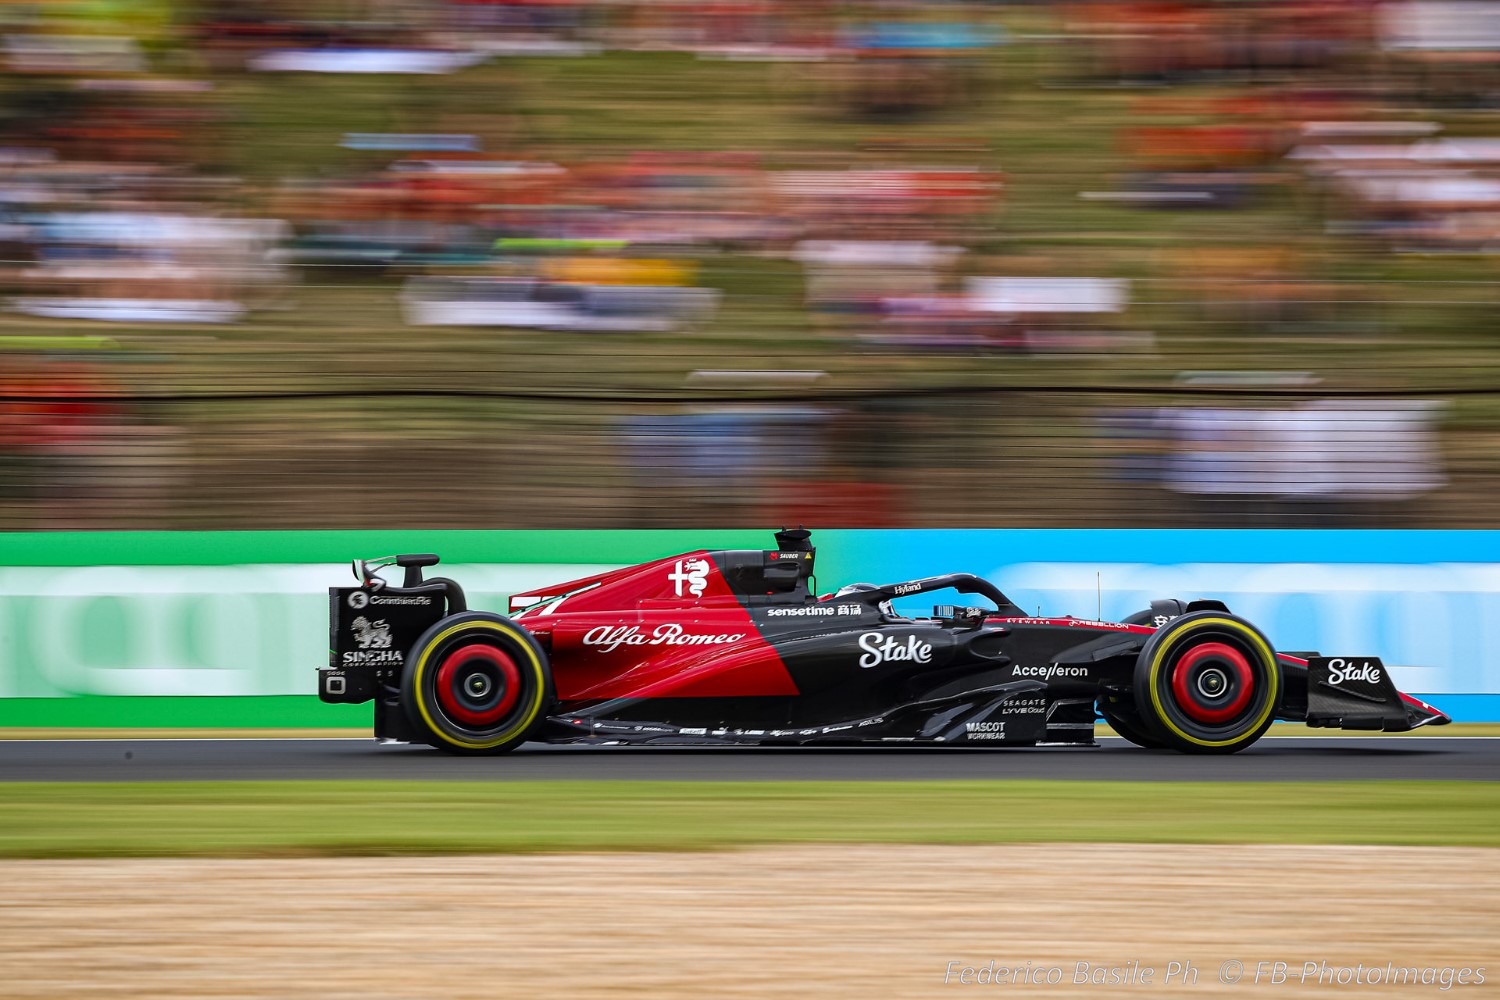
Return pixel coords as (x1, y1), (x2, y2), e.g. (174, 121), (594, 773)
(0, 0), (1498, 528)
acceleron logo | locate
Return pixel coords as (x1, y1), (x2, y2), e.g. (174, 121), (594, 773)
(1012, 665), (1090, 681)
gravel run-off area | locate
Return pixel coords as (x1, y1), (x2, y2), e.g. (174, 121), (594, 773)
(3, 844), (1496, 999)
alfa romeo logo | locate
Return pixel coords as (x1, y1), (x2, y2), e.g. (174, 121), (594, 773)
(667, 558), (710, 598)
(347, 591), (369, 609)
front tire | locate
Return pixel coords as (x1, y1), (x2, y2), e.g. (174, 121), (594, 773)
(1132, 611), (1280, 754)
(1097, 695), (1166, 749)
(401, 612), (552, 755)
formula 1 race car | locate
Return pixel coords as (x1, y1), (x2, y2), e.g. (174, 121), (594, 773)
(320, 528), (1450, 754)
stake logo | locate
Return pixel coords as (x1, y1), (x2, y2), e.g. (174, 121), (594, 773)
(857, 632), (933, 669)
(1326, 658), (1382, 685)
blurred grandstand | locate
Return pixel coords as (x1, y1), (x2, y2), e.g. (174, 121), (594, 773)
(2, 0), (1500, 529)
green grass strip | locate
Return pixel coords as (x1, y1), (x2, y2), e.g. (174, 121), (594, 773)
(1, 780), (1494, 858)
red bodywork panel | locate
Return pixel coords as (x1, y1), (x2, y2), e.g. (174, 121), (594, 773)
(988, 616), (1156, 636)
(513, 551), (799, 701)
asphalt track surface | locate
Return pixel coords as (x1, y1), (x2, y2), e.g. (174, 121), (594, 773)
(0, 736), (1495, 782)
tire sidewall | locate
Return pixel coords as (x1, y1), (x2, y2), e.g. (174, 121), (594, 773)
(1133, 611), (1280, 754)
(1097, 698), (1167, 750)
(401, 611), (553, 754)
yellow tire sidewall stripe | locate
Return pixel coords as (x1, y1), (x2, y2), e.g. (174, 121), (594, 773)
(1147, 617), (1279, 748)
(412, 620), (547, 750)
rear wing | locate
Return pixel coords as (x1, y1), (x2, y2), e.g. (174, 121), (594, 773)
(321, 554), (460, 705)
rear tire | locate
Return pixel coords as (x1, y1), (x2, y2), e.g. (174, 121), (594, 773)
(401, 612), (552, 755)
(1132, 611), (1279, 754)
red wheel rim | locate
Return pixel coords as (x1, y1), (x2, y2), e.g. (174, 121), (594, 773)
(436, 644), (521, 727)
(1171, 641), (1253, 724)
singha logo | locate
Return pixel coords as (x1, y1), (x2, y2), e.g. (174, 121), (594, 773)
(668, 558), (711, 598)
(351, 616), (393, 650)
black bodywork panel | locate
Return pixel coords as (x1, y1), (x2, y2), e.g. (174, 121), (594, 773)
(1305, 656), (1413, 731)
